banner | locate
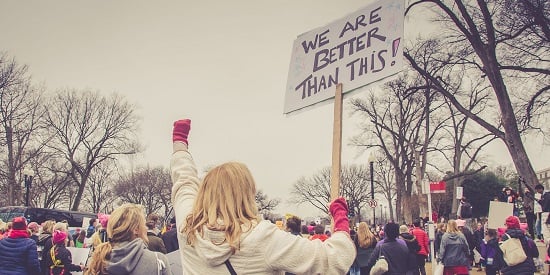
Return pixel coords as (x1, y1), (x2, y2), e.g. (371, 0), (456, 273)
(430, 181), (446, 193)
(284, 0), (404, 114)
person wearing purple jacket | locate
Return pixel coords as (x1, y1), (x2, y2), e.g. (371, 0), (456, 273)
(0, 217), (41, 274)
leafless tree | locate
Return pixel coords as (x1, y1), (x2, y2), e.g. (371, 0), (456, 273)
(289, 165), (374, 220)
(0, 53), (45, 206)
(405, 0), (550, 211)
(255, 190), (281, 217)
(82, 161), (117, 213)
(350, 74), (447, 223)
(113, 165), (170, 216)
(44, 89), (141, 211)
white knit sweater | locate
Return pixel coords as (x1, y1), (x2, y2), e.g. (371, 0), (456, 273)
(170, 143), (356, 275)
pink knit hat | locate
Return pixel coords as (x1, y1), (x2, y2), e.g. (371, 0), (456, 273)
(98, 213), (110, 228)
(52, 230), (67, 244)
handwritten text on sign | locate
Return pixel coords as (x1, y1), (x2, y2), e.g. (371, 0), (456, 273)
(284, 0), (404, 114)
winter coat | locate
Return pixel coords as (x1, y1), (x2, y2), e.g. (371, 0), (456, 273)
(146, 231), (167, 254)
(499, 228), (538, 275)
(411, 227), (429, 256)
(480, 238), (501, 268)
(42, 244), (82, 275)
(365, 238), (413, 275)
(38, 234), (53, 275)
(434, 230), (444, 256)
(439, 232), (470, 267)
(0, 233), (41, 275)
(354, 238), (376, 268)
(170, 143), (356, 275)
(399, 233), (421, 273)
(161, 228), (179, 253)
(103, 238), (171, 275)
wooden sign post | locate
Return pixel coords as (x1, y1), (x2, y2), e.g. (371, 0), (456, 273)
(330, 83), (343, 201)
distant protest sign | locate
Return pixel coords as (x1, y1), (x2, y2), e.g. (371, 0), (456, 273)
(284, 0), (404, 114)
(487, 201), (513, 229)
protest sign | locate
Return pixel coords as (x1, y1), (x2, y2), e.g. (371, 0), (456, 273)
(487, 201), (513, 229)
(284, 0), (404, 114)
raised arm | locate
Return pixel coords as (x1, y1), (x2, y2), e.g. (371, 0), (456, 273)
(170, 119), (200, 230)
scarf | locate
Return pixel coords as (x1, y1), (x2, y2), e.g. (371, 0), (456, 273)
(9, 229), (30, 239)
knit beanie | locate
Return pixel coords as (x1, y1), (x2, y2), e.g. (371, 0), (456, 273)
(12, 217), (27, 230)
(53, 230), (67, 244)
(98, 213), (110, 228)
(505, 215), (520, 229)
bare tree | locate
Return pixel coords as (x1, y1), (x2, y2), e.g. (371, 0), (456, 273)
(82, 161), (117, 213)
(44, 89), (141, 211)
(113, 165), (170, 215)
(289, 165), (374, 220)
(255, 190), (281, 217)
(350, 74), (447, 223)
(0, 53), (45, 206)
(405, 0), (550, 211)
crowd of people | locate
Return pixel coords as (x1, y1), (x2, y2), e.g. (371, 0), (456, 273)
(0, 118), (548, 274)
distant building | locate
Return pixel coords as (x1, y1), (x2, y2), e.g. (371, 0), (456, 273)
(536, 167), (550, 189)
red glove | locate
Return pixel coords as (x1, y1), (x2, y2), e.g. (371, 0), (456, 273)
(173, 119), (191, 145)
(329, 197), (350, 234)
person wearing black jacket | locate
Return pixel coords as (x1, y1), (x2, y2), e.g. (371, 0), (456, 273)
(499, 216), (538, 275)
(162, 217), (179, 253)
(43, 230), (84, 275)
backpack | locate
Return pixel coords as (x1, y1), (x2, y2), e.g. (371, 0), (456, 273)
(460, 202), (472, 218)
(499, 233), (527, 266)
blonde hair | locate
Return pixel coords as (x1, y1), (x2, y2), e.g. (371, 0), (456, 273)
(42, 220), (56, 234)
(437, 222), (446, 232)
(446, 220), (461, 234)
(357, 222), (376, 248)
(87, 204), (147, 275)
(184, 162), (259, 254)
(53, 222), (68, 232)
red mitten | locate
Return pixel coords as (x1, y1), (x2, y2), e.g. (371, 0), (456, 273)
(329, 197), (350, 233)
(173, 119), (191, 144)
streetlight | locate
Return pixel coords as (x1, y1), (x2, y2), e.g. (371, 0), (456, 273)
(23, 166), (34, 207)
(368, 153), (376, 226)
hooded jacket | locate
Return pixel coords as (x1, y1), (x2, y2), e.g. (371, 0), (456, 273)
(499, 228), (537, 275)
(439, 232), (470, 267)
(365, 238), (413, 275)
(105, 238), (171, 275)
(171, 144), (356, 275)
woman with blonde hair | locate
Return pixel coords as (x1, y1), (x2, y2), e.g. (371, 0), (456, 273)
(171, 119), (355, 274)
(438, 219), (470, 275)
(86, 204), (171, 275)
(352, 222), (377, 274)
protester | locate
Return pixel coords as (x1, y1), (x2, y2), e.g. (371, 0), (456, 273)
(438, 219), (470, 275)
(352, 222), (377, 275)
(457, 197), (473, 221)
(309, 224), (329, 242)
(75, 230), (86, 248)
(522, 187), (536, 240)
(44, 230), (84, 275)
(87, 203), (171, 275)
(146, 220), (167, 253)
(365, 222), (413, 274)
(499, 187), (519, 216)
(28, 221), (40, 243)
(473, 222), (484, 271)
(499, 215), (538, 275)
(456, 219), (475, 269)
(533, 184), (545, 240)
(161, 217), (179, 253)
(170, 119), (355, 274)
(38, 220), (56, 275)
(146, 213), (161, 236)
(480, 229), (500, 275)
(411, 219), (429, 275)
(434, 222), (446, 258)
(86, 218), (97, 238)
(285, 216), (302, 236)
(0, 217), (41, 274)
(399, 224), (420, 275)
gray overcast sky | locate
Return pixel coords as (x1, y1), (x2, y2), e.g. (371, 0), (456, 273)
(1, 0), (548, 218)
